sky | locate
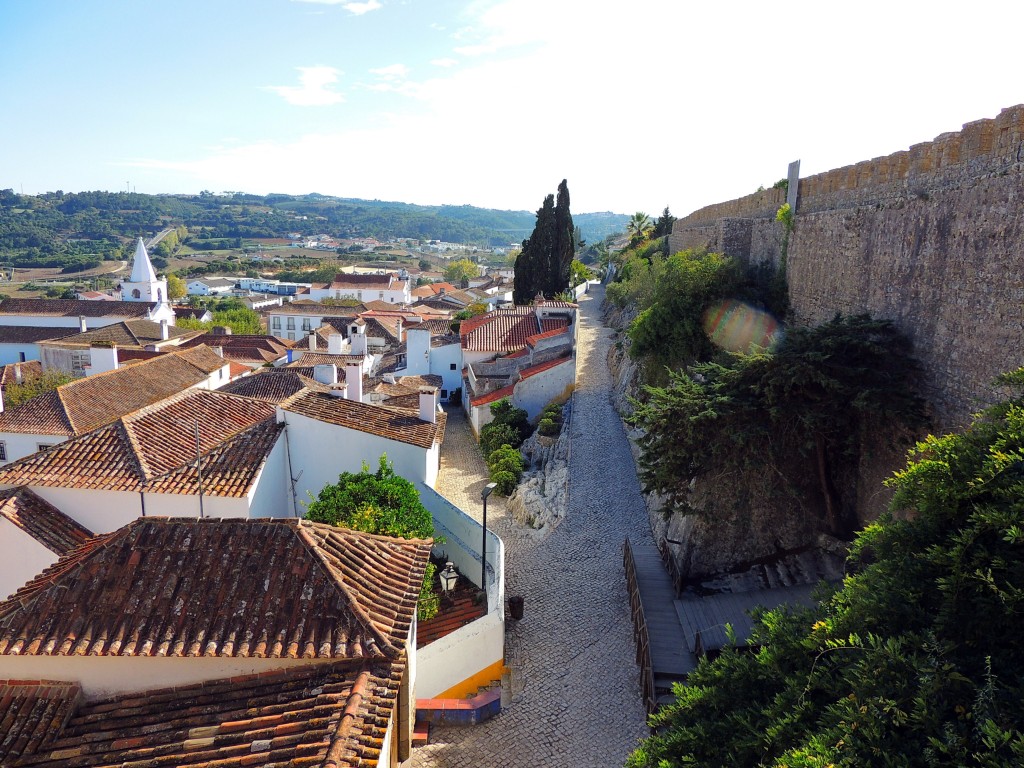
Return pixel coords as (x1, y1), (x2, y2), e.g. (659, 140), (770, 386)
(2, 0), (1023, 217)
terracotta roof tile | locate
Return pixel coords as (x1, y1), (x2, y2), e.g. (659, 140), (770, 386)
(520, 353), (573, 379)
(37, 319), (199, 349)
(282, 390), (445, 449)
(0, 680), (81, 763)
(470, 383), (516, 408)
(0, 326), (69, 345)
(182, 333), (295, 365)
(219, 369), (327, 402)
(10, 660), (401, 768)
(0, 346), (227, 437)
(0, 361), (43, 387)
(0, 298), (157, 319)
(0, 518), (431, 660)
(0, 487), (93, 557)
(329, 272), (398, 291)
(460, 308), (568, 353)
(0, 390), (278, 496)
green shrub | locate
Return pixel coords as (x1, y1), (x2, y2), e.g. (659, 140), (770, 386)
(491, 470), (518, 496)
(488, 444), (524, 475)
(480, 423), (520, 457)
(538, 417), (559, 436)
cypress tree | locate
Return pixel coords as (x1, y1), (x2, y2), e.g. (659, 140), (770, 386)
(513, 179), (574, 304)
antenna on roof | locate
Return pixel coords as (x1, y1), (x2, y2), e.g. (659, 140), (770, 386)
(195, 421), (205, 519)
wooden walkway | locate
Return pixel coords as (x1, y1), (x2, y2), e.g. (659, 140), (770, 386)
(623, 539), (694, 714)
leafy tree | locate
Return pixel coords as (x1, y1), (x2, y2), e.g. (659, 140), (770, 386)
(3, 369), (75, 407)
(626, 212), (653, 248)
(652, 206), (676, 239)
(166, 273), (186, 300)
(305, 455), (439, 620)
(513, 180), (574, 304)
(630, 314), (925, 537)
(178, 305), (262, 335)
(443, 257), (480, 284)
(570, 259), (593, 288)
(629, 369), (1024, 767)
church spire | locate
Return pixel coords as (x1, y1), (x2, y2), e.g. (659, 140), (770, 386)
(129, 238), (158, 284)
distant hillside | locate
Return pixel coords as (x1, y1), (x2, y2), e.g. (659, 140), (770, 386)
(0, 188), (629, 270)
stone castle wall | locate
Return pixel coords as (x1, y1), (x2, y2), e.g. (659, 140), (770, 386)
(670, 104), (1024, 434)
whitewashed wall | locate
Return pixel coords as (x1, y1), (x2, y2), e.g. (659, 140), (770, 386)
(0, 433), (68, 465)
(246, 436), (294, 519)
(0, 343), (41, 366)
(0, 516), (61, 600)
(513, 357), (576, 422)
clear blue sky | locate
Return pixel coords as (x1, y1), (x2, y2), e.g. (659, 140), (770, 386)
(2, 0), (1022, 216)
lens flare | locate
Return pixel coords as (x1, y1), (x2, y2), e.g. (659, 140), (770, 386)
(702, 300), (782, 353)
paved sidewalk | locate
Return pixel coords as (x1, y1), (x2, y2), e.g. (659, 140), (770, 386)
(406, 286), (651, 768)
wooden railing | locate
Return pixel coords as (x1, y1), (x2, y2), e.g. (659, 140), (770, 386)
(623, 537), (657, 715)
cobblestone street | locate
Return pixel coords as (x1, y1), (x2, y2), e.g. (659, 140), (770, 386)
(407, 285), (651, 767)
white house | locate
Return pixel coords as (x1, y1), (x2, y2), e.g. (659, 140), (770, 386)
(0, 325), (70, 365)
(0, 345), (231, 465)
(185, 276), (236, 296)
(37, 319), (201, 376)
(400, 324), (463, 401)
(0, 517), (429, 767)
(0, 296), (176, 330)
(308, 272), (411, 305)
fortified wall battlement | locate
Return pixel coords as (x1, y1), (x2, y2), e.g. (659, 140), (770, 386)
(669, 105), (1024, 448)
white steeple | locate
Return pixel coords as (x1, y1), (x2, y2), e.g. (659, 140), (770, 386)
(122, 237), (168, 304)
(129, 238), (158, 283)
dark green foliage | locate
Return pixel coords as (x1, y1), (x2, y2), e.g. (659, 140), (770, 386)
(304, 455), (434, 539)
(629, 370), (1024, 767)
(304, 455), (437, 620)
(629, 314), (926, 537)
(2, 369), (75, 407)
(652, 206), (676, 239)
(487, 444), (525, 477)
(513, 180), (575, 304)
(538, 402), (564, 436)
(490, 470), (517, 496)
(479, 398), (531, 456)
(479, 423), (520, 458)
(626, 250), (744, 378)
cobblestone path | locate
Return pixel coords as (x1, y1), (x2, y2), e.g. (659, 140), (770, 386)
(407, 285), (651, 768)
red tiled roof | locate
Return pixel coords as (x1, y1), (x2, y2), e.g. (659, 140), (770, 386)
(0, 390), (279, 496)
(0, 345), (227, 437)
(219, 369), (327, 402)
(0, 298), (157, 319)
(0, 487), (93, 556)
(37, 319), (200, 349)
(0, 680), (81, 763)
(470, 383), (516, 408)
(520, 354), (573, 380)
(0, 360), (43, 387)
(282, 390), (445, 449)
(526, 325), (571, 347)
(329, 273), (396, 291)
(8, 660), (401, 767)
(0, 518), (431, 660)
(181, 333), (295, 364)
(0, 326), (70, 345)
(461, 308), (568, 353)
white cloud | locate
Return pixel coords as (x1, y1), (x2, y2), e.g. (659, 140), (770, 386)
(342, 0), (382, 14)
(431, 58), (458, 68)
(264, 66), (344, 106)
(370, 63), (410, 81)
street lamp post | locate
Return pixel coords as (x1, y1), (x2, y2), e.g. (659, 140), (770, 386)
(480, 482), (497, 607)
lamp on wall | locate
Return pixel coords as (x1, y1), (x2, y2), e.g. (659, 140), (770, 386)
(439, 561), (458, 600)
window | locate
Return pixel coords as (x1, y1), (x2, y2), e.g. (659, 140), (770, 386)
(287, 332), (295, 341)
(286, 318), (295, 330)
(379, 292), (385, 299)
(18, 352), (25, 362)
(0, 442), (6, 461)
(131, 289), (141, 299)
(302, 319), (312, 331)
(440, 389), (448, 400)
(272, 317), (281, 329)
(450, 363), (457, 371)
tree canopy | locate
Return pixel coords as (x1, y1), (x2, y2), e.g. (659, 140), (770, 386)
(513, 180), (574, 304)
(629, 314), (926, 538)
(628, 369), (1024, 767)
(443, 257), (480, 285)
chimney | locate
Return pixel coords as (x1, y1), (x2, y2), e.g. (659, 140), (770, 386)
(88, 343), (118, 376)
(345, 363), (363, 402)
(419, 387), (437, 424)
(313, 363), (338, 385)
(78, 315), (87, 333)
(211, 325), (232, 336)
(160, 319), (169, 341)
(351, 327), (368, 357)
(213, 346), (224, 358)
(329, 382), (348, 398)
(328, 333), (344, 355)
(14, 363), (22, 385)
(308, 332), (317, 351)
(395, 317), (403, 341)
